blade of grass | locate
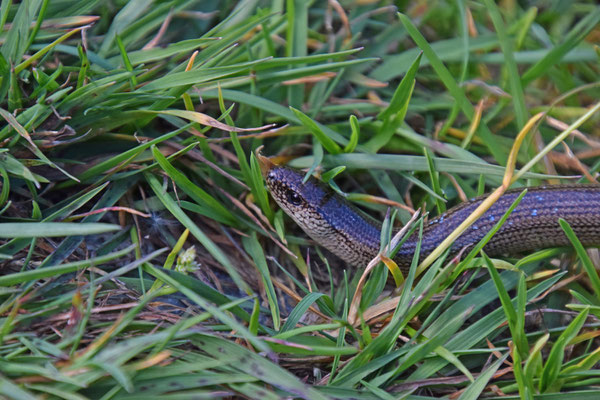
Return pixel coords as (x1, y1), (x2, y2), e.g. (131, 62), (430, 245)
(147, 267), (269, 354)
(191, 334), (329, 400)
(483, 253), (528, 358)
(484, 0), (528, 129)
(151, 145), (238, 226)
(290, 153), (562, 180)
(397, 12), (506, 163)
(457, 353), (509, 400)
(365, 52), (421, 152)
(0, 244), (135, 286)
(0, 222), (120, 238)
(145, 172), (250, 295)
(559, 218), (600, 299)
(1, 0), (43, 63)
(522, 8), (600, 85)
(539, 308), (589, 393)
(242, 233), (280, 331)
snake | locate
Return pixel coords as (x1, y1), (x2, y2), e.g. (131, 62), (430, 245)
(264, 164), (600, 272)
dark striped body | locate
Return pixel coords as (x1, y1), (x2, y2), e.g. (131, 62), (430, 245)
(265, 166), (600, 272)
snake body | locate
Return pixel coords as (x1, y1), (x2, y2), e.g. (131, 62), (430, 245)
(265, 165), (600, 271)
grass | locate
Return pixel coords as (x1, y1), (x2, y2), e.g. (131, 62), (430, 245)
(1, 0), (600, 399)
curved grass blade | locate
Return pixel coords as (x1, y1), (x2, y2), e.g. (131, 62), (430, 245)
(366, 52), (421, 152)
(145, 172), (250, 294)
(147, 267), (269, 354)
(191, 335), (329, 400)
(151, 145), (237, 226)
(397, 12), (506, 163)
(559, 218), (600, 299)
(201, 89), (350, 146)
(0, 107), (78, 182)
(457, 353), (509, 400)
(279, 292), (325, 333)
(290, 107), (342, 154)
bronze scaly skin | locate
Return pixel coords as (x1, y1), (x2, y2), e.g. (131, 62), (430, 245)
(265, 165), (600, 272)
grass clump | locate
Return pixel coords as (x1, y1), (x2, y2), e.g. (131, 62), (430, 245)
(1, 1), (600, 399)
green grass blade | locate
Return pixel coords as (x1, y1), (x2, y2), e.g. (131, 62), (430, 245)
(144, 265), (269, 352)
(145, 172), (250, 295)
(0, 373), (38, 400)
(279, 292), (325, 333)
(290, 153), (562, 180)
(242, 233), (280, 330)
(1, 0), (42, 63)
(290, 107), (342, 154)
(0, 222), (120, 238)
(522, 8), (600, 85)
(457, 353), (509, 400)
(483, 0), (528, 129)
(397, 12), (506, 163)
(366, 52), (421, 152)
(0, 244), (135, 286)
(559, 218), (600, 298)
(539, 307), (589, 393)
(484, 254), (528, 357)
(192, 334), (329, 400)
(15, 25), (85, 75)
(151, 145), (237, 226)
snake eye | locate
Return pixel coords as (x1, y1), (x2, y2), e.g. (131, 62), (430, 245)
(286, 189), (302, 206)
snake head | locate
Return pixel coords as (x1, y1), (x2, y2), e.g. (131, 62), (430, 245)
(264, 165), (383, 268)
(264, 165), (336, 235)
(265, 166), (311, 215)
